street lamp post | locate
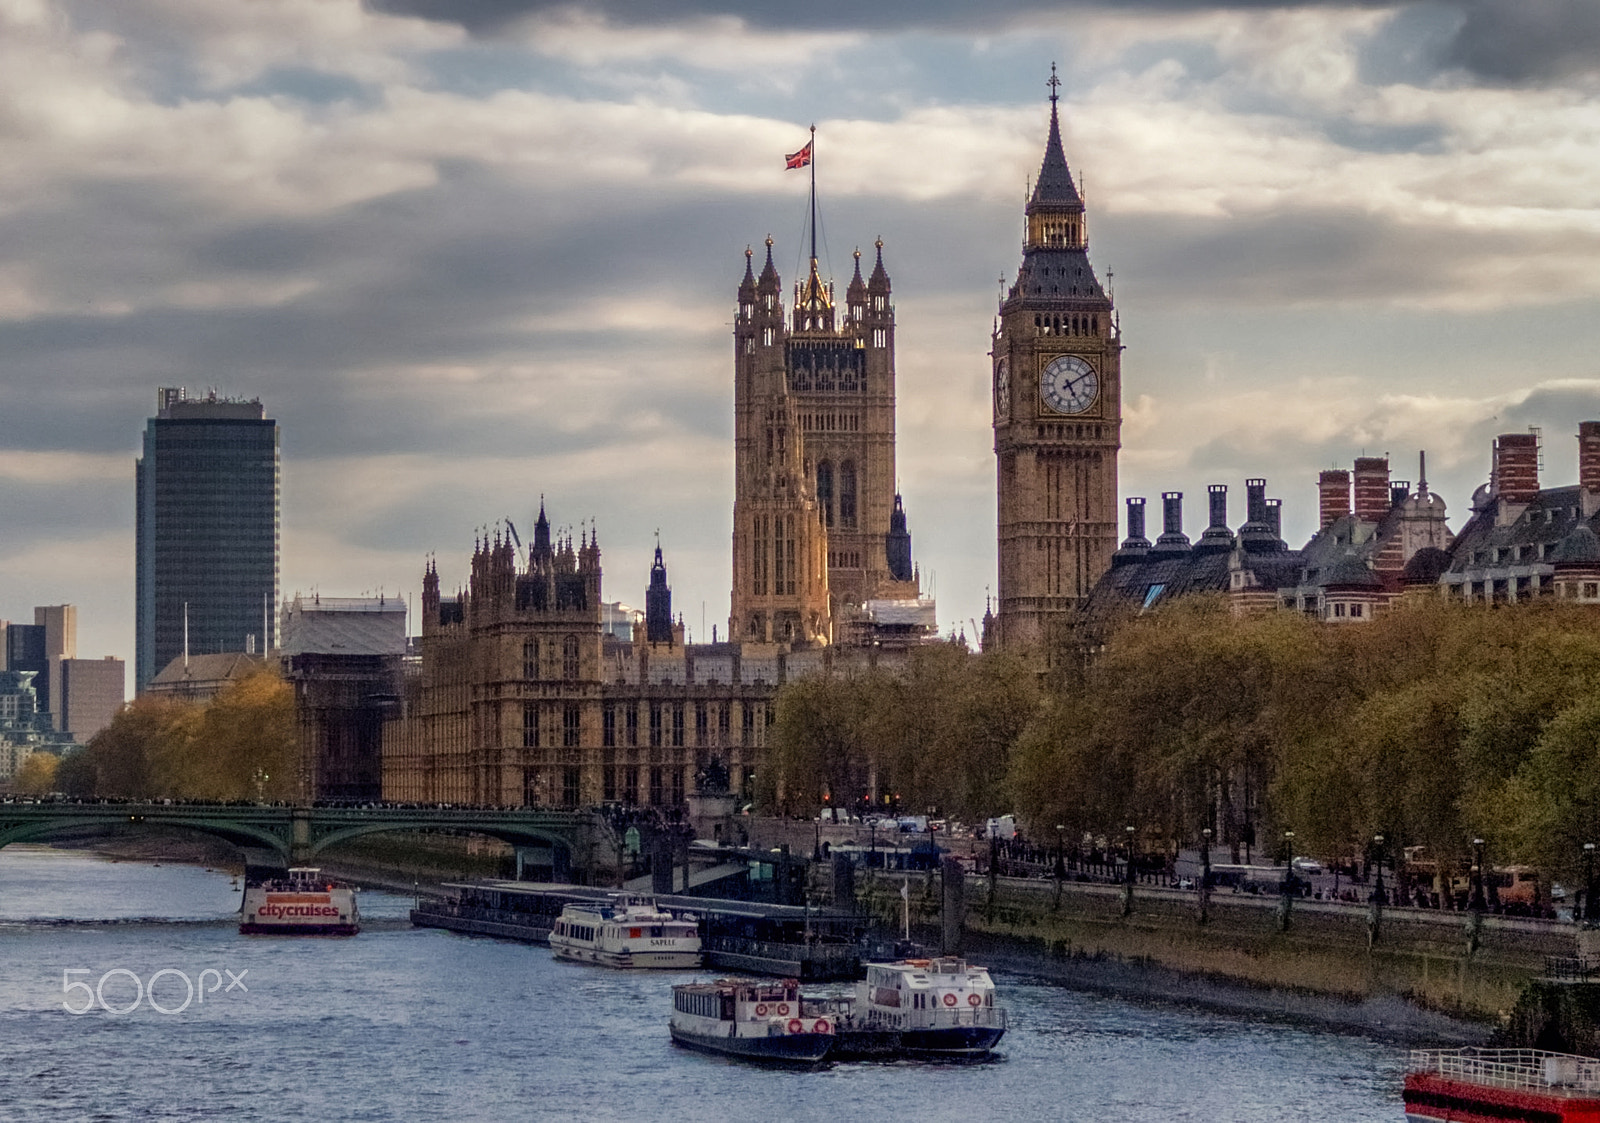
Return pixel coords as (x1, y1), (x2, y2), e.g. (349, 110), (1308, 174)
(1278, 829), (1296, 932)
(1053, 824), (1065, 910)
(1122, 825), (1136, 918)
(1368, 833), (1385, 949)
(1471, 837), (1487, 913)
(1583, 842), (1596, 927)
(1199, 827), (1212, 925)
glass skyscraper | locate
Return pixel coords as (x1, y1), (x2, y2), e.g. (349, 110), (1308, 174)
(135, 388), (279, 692)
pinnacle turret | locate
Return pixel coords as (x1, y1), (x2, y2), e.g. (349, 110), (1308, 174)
(738, 245), (756, 299)
(846, 247), (866, 302)
(757, 235), (780, 290)
(868, 237), (890, 293)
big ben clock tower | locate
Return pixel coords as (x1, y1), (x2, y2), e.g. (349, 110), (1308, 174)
(994, 69), (1121, 650)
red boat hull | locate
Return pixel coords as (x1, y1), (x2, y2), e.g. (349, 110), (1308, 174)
(1404, 1072), (1600, 1123)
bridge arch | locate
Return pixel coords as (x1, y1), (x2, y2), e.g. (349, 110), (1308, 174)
(306, 822), (576, 861)
(0, 813), (291, 866)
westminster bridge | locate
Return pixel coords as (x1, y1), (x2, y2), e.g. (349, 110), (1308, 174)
(0, 802), (615, 881)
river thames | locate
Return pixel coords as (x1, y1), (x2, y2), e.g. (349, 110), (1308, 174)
(0, 845), (1408, 1120)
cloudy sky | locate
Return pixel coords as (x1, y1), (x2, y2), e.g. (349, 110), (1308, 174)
(3, 0), (1600, 679)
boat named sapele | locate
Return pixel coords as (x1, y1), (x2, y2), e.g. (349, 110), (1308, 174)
(549, 894), (701, 969)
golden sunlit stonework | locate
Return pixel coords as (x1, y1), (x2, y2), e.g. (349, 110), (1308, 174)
(384, 151), (948, 813)
(992, 79), (1123, 650)
(730, 236), (920, 646)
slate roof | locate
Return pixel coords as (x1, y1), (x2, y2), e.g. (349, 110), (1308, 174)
(1029, 96), (1083, 210)
(1447, 485), (1600, 571)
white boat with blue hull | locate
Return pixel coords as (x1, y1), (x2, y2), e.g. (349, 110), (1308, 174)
(670, 978), (834, 1065)
(548, 894), (701, 969)
(835, 957), (1006, 1059)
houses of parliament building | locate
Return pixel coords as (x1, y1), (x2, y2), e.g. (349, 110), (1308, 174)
(382, 86), (1112, 809)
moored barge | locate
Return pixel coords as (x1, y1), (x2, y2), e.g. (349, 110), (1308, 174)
(411, 881), (865, 979)
(1404, 1048), (1600, 1122)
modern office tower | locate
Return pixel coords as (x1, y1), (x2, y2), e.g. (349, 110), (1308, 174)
(2, 606), (73, 725)
(136, 388), (280, 693)
(34, 605), (74, 725)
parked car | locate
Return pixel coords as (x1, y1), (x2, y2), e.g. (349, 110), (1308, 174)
(1291, 857), (1323, 876)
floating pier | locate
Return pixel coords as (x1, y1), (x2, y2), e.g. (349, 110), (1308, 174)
(411, 881), (870, 980)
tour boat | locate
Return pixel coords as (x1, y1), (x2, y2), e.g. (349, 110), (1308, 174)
(1404, 1048), (1600, 1122)
(548, 894), (701, 969)
(838, 956), (1006, 1058)
(240, 867), (359, 936)
(670, 978), (834, 1064)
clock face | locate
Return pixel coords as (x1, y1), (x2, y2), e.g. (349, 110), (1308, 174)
(1040, 354), (1099, 415)
(994, 356), (1010, 421)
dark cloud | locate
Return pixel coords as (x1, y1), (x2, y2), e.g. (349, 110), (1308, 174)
(364, 0), (1402, 35)
(1439, 0), (1600, 84)
(1099, 206), (1600, 310)
(364, 0), (1600, 91)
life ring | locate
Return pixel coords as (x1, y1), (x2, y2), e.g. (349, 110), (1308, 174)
(943, 993), (958, 1007)
(788, 1019), (803, 1034)
(814, 1019), (830, 1034)
(755, 1004), (768, 1016)
(968, 993), (982, 1007)
(776, 1003), (790, 1016)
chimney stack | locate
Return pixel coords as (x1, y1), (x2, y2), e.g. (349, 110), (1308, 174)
(1157, 491), (1187, 544)
(1580, 422), (1600, 494)
(1352, 457), (1390, 522)
(1125, 496), (1147, 544)
(1491, 433), (1539, 503)
(1318, 469), (1351, 528)
(1265, 497), (1282, 540)
(1245, 478), (1267, 525)
(1207, 484), (1228, 531)
(1390, 480), (1411, 508)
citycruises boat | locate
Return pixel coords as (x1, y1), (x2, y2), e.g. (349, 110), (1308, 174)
(1405, 1048), (1600, 1123)
(548, 894), (701, 969)
(240, 867), (359, 936)
(670, 978), (834, 1065)
(834, 957), (1007, 1058)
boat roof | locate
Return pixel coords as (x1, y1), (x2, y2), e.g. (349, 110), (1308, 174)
(866, 957), (988, 975)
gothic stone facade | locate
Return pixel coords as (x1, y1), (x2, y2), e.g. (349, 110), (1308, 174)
(381, 506), (934, 810)
(730, 237), (918, 647)
(993, 85), (1122, 650)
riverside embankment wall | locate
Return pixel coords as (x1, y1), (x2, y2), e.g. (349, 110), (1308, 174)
(858, 872), (1580, 1028)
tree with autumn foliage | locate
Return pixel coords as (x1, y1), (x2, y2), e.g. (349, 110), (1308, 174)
(60, 670), (297, 802)
(761, 643), (1040, 822)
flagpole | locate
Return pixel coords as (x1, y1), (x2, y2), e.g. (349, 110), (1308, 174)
(809, 123), (817, 264)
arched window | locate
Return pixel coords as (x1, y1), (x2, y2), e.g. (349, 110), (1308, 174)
(817, 460), (834, 527)
(523, 639), (538, 680)
(840, 461), (857, 528)
(562, 634), (579, 679)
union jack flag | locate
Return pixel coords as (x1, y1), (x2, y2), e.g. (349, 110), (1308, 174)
(785, 141), (813, 170)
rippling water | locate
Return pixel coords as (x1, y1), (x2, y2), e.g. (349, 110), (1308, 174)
(0, 846), (1406, 1121)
